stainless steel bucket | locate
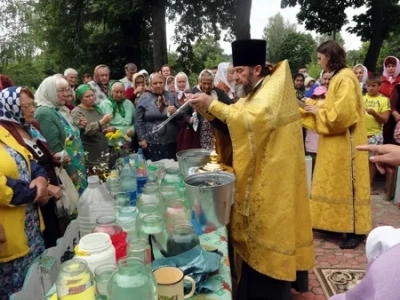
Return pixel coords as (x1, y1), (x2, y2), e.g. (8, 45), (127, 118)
(176, 149), (211, 177)
(184, 172), (236, 232)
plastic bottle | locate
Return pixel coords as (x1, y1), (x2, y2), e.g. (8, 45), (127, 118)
(119, 157), (138, 206)
(136, 148), (148, 194)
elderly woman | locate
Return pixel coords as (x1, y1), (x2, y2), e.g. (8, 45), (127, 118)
(100, 81), (135, 154)
(0, 95), (49, 298)
(174, 72), (201, 151)
(192, 70), (232, 166)
(214, 62), (236, 100)
(34, 75), (88, 194)
(160, 64), (172, 79)
(88, 64), (111, 103)
(126, 73), (146, 106)
(300, 40), (371, 249)
(135, 72), (181, 161)
(72, 84), (112, 168)
(0, 86), (67, 248)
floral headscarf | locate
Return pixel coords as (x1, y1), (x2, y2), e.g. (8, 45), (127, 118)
(107, 80), (126, 117)
(75, 84), (103, 115)
(0, 86), (46, 142)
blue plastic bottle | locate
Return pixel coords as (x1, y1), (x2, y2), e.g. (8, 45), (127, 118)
(136, 148), (148, 194)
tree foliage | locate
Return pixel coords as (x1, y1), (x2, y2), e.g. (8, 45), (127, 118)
(262, 13), (297, 63)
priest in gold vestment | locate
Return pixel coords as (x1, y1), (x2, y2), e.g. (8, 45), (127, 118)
(190, 40), (314, 300)
(300, 40), (372, 249)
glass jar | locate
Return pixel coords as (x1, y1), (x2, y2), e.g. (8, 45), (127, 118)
(161, 167), (183, 188)
(56, 259), (95, 300)
(128, 238), (152, 264)
(160, 185), (180, 201)
(164, 198), (191, 234)
(107, 257), (157, 299)
(93, 216), (123, 236)
(144, 182), (159, 189)
(138, 215), (167, 251)
(114, 192), (130, 215)
(147, 164), (158, 182)
(94, 263), (117, 299)
(106, 173), (120, 194)
(135, 204), (163, 236)
(167, 221), (200, 257)
(137, 186), (163, 212)
(117, 206), (138, 238)
(153, 161), (166, 184)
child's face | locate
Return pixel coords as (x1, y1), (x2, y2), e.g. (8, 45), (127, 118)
(367, 82), (380, 96)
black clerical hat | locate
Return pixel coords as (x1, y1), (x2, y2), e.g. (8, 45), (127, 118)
(231, 39), (267, 67)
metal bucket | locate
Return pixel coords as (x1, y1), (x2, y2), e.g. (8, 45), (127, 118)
(184, 172), (235, 232)
(176, 149), (211, 177)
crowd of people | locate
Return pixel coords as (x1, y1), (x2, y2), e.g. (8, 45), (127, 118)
(0, 37), (400, 300)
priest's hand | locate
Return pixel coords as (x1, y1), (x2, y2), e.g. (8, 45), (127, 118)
(190, 93), (213, 111)
(357, 144), (400, 173)
(304, 105), (319, 114)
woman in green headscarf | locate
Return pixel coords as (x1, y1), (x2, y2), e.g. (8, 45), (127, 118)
(71, 84), (113, 167)
(99, 80), (136, 147)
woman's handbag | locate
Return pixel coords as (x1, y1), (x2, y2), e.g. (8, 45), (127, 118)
(55, 167), (79, 216)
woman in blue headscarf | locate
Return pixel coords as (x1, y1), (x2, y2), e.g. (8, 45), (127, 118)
(0, 86), (67, 248)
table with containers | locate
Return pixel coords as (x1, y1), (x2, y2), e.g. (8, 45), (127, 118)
(43, 148), (235, 300)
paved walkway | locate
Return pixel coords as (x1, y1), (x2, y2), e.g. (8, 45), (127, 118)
(293, 180), (400, 299)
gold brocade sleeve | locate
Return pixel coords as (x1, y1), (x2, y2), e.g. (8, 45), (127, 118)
(315, 75), (360, 135)
(299, 107), (317, 131)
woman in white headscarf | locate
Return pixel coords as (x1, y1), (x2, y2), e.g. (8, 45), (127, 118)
(214, 62), (236, 100)
(34, 75), (88, 193)
(353, 64), (368, 93)
(175, 72), (200, 151)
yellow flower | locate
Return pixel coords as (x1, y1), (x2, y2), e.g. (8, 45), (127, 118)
(113, 130), (122, 139)
(105, 132), (113, 139)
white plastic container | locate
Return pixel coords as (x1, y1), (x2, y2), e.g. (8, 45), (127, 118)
(74, 233), (116, 273)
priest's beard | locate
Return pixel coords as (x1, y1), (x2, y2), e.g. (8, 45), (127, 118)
(236, 70), (256, 98)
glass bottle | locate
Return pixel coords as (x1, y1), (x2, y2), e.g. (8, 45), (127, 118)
(164, 198), (191, 234)
(136, 148), (148, 194)
(147, 164), (158, 183)
(161, 167), (183, 188)
(106, 170), (120, 194)
(167, 221), (200, 257)
(56, 259), (95, 300)
(93, 216), (123, 236)
(107, 257), (157, 300)
(137, 185), (163, 212)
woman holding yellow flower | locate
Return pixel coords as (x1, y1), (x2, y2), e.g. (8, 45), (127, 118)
(100, 81), (135, 156)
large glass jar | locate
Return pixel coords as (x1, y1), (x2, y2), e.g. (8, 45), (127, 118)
(160, 185), (180, 201)
(167, 221), (200, 257)
(117, 206), (138, 238)
(137, 186), (164, 212)
(107, 257), (157, 299)
(138, 215), (168, 252)
(136, 203), (162, 234)
(164, 198), (191, 234)
(161, 167), (183, 188)
(56, 259), (95, 299)
(93, 216), (122, 236)
(128, 238), (152, 264)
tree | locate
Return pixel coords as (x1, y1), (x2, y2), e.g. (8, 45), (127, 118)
(281, 0), (400, 71)
(262, 13), (297, 63)
(278, 32), (316, 74)
(315, 33), (345, 48)
(234, 0), (252, 39)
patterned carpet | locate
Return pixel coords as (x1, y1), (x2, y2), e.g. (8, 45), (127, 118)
(314, 267), (365, 298)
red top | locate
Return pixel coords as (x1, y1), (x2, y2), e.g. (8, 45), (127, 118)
(380, 76), (400, 99)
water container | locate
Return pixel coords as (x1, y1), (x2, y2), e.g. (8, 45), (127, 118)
(120, 157), (138, 206)
(77, 176), (115, 236)
(136, 148), (148, 194)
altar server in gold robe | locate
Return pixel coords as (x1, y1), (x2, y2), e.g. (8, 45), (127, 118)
(190, 39), (314, 300)
(300, 40), (372, 249)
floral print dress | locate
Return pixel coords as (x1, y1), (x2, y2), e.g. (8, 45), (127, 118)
(0, 146), (45, 300)
(55, 110), (87, 194)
